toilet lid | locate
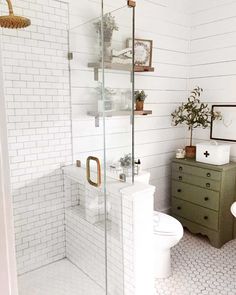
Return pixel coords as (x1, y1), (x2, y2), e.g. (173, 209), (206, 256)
(153, 211), (183, 236)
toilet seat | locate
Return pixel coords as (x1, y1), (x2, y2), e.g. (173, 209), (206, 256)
(153, 211), (183, 236)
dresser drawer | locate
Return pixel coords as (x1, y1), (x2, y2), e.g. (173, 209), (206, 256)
(172, 162), (221, 181)
(172, 198), (219, 231)
(172, 170), (221, 191)
(172, 180), (220, 211)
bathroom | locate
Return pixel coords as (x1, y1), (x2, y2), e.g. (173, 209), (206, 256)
(0, 0), (236, 294)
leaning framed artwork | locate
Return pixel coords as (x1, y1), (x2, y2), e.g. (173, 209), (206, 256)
(210, 105), (236, 142)
(127, 38), (153, 67)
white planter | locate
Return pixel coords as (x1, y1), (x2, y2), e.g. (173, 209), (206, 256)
(196, 142), (230, 165)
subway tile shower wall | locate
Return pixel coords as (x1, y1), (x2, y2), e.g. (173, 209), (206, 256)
(0, 0), (71, 274)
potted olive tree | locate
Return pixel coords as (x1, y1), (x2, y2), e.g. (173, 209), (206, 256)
(135, 90), (147, 111)
(171, 86), (222, 159)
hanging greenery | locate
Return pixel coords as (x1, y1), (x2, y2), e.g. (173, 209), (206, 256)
(171, 86), (222, 146)
(94, 13), (119, 42)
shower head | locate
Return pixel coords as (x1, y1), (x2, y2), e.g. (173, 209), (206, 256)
(0, 0), (31, 29)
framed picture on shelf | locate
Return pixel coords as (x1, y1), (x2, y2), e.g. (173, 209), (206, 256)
(210, 105), (236, 142)
(127, 38), (153, 67)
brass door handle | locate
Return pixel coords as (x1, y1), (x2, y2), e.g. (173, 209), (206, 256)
(86, 156), (101, 187)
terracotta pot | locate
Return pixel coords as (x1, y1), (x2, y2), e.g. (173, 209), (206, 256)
(135, 100), (144, 111)
(185, 146), (196, 159)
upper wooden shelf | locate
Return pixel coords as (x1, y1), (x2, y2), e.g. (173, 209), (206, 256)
(87, 110), (152, 117)
(88, 62), (154, 80)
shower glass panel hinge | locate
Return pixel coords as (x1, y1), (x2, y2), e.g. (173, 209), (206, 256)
(95, 115), (100, 127)
(68, 52), (73, 60)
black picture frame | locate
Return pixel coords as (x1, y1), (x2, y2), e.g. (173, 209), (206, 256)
(210, 105), (236, 142)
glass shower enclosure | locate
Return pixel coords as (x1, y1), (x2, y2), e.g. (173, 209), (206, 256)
(66, 1), (135, 294)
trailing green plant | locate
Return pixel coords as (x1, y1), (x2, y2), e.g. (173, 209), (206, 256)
(171, 86), (222, 146)
(134, 90), (147, 102)
(94, 13), (119, 42)
(96, 82), (116, 100)
(119, 153), (132, 168)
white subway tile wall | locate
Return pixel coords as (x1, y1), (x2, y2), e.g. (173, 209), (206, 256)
(0, 0), (71, 274)
(64, 174), (124, 295)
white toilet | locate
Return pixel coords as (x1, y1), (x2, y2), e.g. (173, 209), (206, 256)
(153, 211), (183, 278)
(136, 170), (184, 279)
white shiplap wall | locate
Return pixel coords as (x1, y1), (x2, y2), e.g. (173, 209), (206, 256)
(189, 0), (236, 162)
(69, 0), (190, 212)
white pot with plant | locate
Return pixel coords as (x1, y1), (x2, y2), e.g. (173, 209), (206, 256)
(119, 153), (132, 177)
(135, 90), (147, 111)
(171, 86), (222, 159)
(96, 83), (116, 112)
(94, 13), (119, 61)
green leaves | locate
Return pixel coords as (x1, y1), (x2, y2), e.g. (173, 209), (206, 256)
(171, 87), (212, 130)
(94, 13), (119, 36)
(171, 86), (219, 146)
(119, 153), (132, 167)
(134, 90), (147, 102)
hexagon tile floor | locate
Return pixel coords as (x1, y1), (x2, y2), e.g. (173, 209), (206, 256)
(18, 230), (236, 295)
(155, 230), (236, 295)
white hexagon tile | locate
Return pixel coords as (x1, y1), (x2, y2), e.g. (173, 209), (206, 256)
(18, 230), (236, 295)
(155, 230), (236, 295)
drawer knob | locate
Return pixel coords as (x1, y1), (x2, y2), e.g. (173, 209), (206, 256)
(177, 206), (181, 210)
(206, 172), (211, 178)
(179, 166), (183, 171)
(204, 216), (208, 220)
(206, 183), (211, 188)
(177, 189), (182, 193)
(178, 176), (183, 181)
(204, 197), (209, 201)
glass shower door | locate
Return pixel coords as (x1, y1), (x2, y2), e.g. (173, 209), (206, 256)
(102, 5), (134, 295)
(68, 1), (134, 294)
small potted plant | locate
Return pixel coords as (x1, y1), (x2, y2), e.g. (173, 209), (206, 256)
(94, 13), (119, 61)
(96, 83), (116, 112)
(135, 90), (147, 111)
(171, 86), (222, 159)
(119, 153), (132, 176)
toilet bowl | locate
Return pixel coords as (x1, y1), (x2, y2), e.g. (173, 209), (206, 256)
(153, 211), (183, 278)
(134, 170), (184, 278)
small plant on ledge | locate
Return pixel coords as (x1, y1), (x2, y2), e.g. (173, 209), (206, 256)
(119, 153), (132, 177)
(171, 86), (222, 159)
(134, 90), (147, 111)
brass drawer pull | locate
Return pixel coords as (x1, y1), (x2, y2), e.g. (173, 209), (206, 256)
(204, 197), (209, 201)
(178, 176), (182, 181)
(177, 189), (182, 193)
(177, 206), (181, 210)
(204, 216), (208, 220)
(206, 183), (211, 188)
(206, 172), (211, 178)
(179, 166), (183, 171)
(86, 156), (101, 187)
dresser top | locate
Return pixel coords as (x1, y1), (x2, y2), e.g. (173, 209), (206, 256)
(172, 158), (236, 171)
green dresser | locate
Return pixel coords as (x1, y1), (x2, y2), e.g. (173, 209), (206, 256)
(171, 159), (236, 248)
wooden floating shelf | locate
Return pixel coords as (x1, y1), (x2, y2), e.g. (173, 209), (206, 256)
(88, 62), (154, 80)
(87, 110), (152, 117)
(134, 110), (152, 115)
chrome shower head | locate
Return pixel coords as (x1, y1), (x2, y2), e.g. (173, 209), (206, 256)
(0, 0), (31, 29)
